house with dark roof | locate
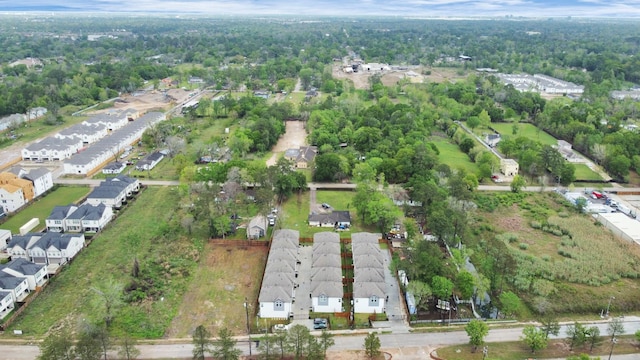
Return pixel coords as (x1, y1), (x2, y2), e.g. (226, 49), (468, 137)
(258, 229), (299, 319)
(11, 232), (85, 266)
(310, 232), (343, 313)
(8, 167), (54, 198)
(294, 146), (317, 169)
(484, 133), (501, 148)
(352, 232), (386, 314)
(135, 151), (164, 171)
(1, 258), (47, 290)
(86, 184), (127, 209)
(102, 161), (126, 175)
(308, 211), (351, 228)
(103, 175), (140, 196)
(64, 203), (113, 233)
(46, 205), (78, 232)
(0, 229), (10, 251)
(0, 271), (30, 303)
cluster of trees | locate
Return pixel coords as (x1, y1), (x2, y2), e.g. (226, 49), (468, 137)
(38, 325), (140, 360)
(498, 138), (576, 185)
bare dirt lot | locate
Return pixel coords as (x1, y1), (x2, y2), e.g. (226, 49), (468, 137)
(90, 88), (195, 115)
(266, 120), (308, 166)
(332, 64), (470, 90)
(166, 244), (268, 338)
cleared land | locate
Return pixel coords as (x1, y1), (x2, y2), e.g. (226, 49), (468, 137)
(573, 163), (604, 181)
(166, 244), (268, 338)
(6, 186), (200, 338)
(0, 186), (90, 234)
(266, 120), (307, 167)
(489, 122), (558, 146)
(430, 137), (479, 174)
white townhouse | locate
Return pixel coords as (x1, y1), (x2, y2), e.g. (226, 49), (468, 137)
(84, 112), (129, 132)
(258, 229), (299, 319)
(310, 232), (343, 313)
(1, 258), (48, 290)
(6, 234), (40, 260)
(22, 136), (83, 161)
(27, 232), (85, 266)
(0, 185), (26, 214)
(352, 233), (386, 314)
(9, 167), (54, 198)
(0, 271), (30, 303)
(102, 175), (140, 197)
(55, 123), (108, 145)
(64, 203), (113, 233)
(0, 290), (14, 320)
(46, 205), (77, 232)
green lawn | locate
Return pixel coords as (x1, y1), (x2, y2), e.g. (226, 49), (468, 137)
(6, 186), (201, 338)
(573, 163), (604, 181)
(279, 190), (376, 238)
(430, 138), (479, 174)
(0, 186), (91, 234)
(490, 122), (558, 146)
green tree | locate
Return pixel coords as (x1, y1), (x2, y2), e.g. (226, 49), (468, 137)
(459, 137), (475, 154)
(406, 280), (432, 311)
(212, 328), (242, 360)
(228, 130), (253, 158)
(91, 279), (123, 328)
(192, 325), (213, 360)
(117, 336), (140, 360)
(455, 271), (475, 300)
(466, 116), (480, 129)
(540, 316), (560, 340)
(76, 326), (103, 360)
(521, 325), (548, 354)
(464, 319), (489, 352)
(287, 324), (312, 360)
(363, 332), (381, 359)
(510, 174), (526, 193)
(608, 317), (625, 338)
(431, 275), (454, 300)
(567, 322), (588, 351)
(319, 330), (335, 359)
(38, 329), (75, 360)
(257, 332), (275, 360)
(586, 326), (602, 352)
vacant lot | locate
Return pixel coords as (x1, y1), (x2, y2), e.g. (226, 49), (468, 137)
(430, 137), (479, 174)
(7, 186), (200, 338)
(266, 121), (307, 166)
(573, 163), (604, 181)
(166, 244), (268, 338)
(490, 122), (558, 146)
(478, 192), (640, 314)
(0, 186), (90, 233)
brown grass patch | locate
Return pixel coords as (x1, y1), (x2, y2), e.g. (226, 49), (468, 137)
(165, 244), (268, 338)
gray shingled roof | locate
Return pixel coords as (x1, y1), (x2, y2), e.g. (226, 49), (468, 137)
(47, 205), (77, 220)
(24, 168), (50, 180)
(31, 232), (80, 251)
(2, 258), (44, 276)
(310, 279), (343, 298)
(258, 229), (299, 303)
(66, 203), (108, 221)
(0, 290), (11, 301)
(351, 232), (386, 299)
(310, 232), (343, 299)
(0, 272), (25, 290)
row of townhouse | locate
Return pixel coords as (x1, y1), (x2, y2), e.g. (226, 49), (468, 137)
(0, 168), (53, 214)
(63, 112), (166, 175)
(258, 231), (388, 320)
(21, 110), (134, 162)
(0, 258), (48, 320)
(6, 232), (85, 267)
(496, 73), (584, 94)
(45, 203), (113, 233)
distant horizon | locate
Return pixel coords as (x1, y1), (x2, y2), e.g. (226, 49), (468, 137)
(1, 1), (640, 19)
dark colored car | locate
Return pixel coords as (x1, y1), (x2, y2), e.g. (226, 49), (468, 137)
(313, 318), (327, 330)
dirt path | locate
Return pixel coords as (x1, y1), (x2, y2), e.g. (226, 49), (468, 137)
(265, 121), (307, 166)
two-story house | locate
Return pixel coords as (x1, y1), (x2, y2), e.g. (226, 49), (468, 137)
(1, 258), (48, 290)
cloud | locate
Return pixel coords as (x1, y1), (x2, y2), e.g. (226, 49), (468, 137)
(1, 0), (640, 17)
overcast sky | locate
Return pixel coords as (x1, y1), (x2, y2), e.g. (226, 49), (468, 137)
(1, 0), (640, 18)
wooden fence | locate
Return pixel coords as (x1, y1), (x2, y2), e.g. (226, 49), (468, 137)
(208, 239), (270, 247)
(0, 280), (50, 332)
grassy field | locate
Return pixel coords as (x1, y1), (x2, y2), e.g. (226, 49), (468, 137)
(435, 336), (640, 360)
(430, 138), (480, 174)
(6, 186), (201, 339)
(476, 191), (640, 315)
(0, 186), (90, 234)
(490, 122), (558, 146)
(166, 244), (268, 337)
(0, 115), (89, 150)
(573, 164), (604, 181)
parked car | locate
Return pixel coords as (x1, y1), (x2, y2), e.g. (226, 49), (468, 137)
(273, 324), (290, 332)
(321, 203), (331, 209)
(313, 318), (328, 330)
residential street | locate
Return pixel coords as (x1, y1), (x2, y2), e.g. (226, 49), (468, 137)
(2, 317), (639, 360)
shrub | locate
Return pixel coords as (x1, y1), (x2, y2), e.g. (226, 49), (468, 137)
(552, 229), (563, 236)
(530, 221), (542, 229)
(519, 243), (529, 250)
(532, 279), (556, 296)
(558, 211), (570, 218)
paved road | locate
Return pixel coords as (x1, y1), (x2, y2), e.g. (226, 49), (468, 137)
(4, 317), (639, 359)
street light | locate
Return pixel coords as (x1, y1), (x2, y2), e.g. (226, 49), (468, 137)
(244, 297), (252, 356)
(606, 296), (615, 318)
(608, 337), (617, 360)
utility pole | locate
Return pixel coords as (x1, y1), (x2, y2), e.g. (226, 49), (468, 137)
(606, 296), (615, 318)
(244, 297), (252, 356)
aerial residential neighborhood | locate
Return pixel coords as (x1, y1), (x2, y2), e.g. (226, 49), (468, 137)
(1, 8), (640, 360)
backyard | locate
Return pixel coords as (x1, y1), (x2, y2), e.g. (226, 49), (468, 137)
(0, 185), (91, 234)
(573, 163), (604, 182)
(489, 122), (558, 146)
(5, 186), (202, 338)
(430, 137), (479, 175)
